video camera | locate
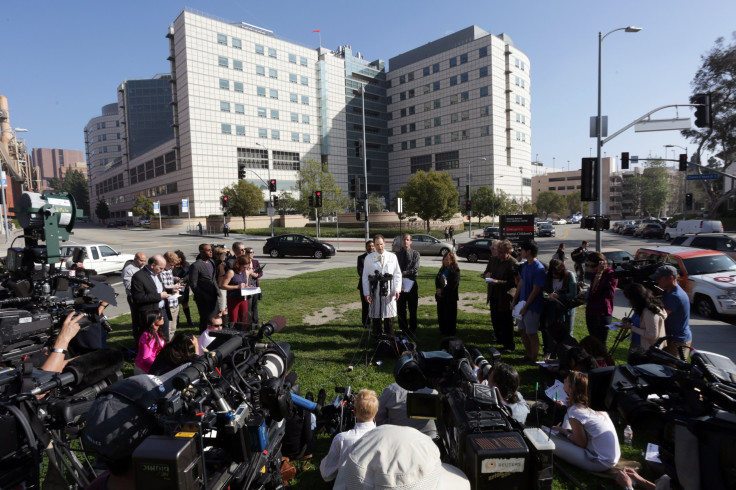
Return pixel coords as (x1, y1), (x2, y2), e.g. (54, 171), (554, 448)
(368, 270), (393, 297)
(590, 339), (736, 490)
(394, 339), (553, 489)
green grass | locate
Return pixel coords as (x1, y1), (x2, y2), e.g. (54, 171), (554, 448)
(104, 267), (653, 489)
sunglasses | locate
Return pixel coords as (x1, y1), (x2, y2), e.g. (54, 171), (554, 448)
(245, 249), (254, 253)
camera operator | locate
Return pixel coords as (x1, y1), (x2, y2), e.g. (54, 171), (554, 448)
(361, 235), (402, 337)
(357, 240), (375, 327)
(39, 312), (85, 373)
(486, 362), (530, 424)
(320, 389), (379, 483)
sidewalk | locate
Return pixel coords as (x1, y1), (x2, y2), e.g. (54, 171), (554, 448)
(611, 288), (736, 360)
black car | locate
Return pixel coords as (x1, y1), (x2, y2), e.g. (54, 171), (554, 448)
(456, 239), (493, 263)
(263, 234), (336, 259)
(482, 226), (500, 239)
(633, 223), (665, 239)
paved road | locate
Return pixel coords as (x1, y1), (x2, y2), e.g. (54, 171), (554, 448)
(55, 224), (735, 360)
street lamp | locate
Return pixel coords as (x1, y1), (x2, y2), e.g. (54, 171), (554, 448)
(255, 141), (274, 237)
(359, 83), (370, 241)
(596, 25), (642, 252)
(665, 144), (688, 218)
(467, 157), (487, 236)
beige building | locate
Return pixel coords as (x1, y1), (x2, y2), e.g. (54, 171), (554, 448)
(531, 157), (613, 215)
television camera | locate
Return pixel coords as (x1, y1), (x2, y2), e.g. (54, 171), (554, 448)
(394, 339), (553, 489)
(590, 339), (736, 490)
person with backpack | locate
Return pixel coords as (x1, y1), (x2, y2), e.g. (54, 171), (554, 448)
(570, 240), (589, 286)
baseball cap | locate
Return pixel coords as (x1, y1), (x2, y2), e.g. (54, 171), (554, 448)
(649, 265), (677, 280)
(333, 425), (470, 489)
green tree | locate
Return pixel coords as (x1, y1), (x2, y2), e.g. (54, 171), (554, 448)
(399, 170), (458, 232)
(622, 175), (646, 217)
(47, 170), (90, 217)
(131, 195), (154, 219)
(471, 186), (508, 224)
(566, 191), (583, 215)
(367, 193), (384, 213)
(95, 200), (110, 223)
(682, 32), (736, 218)
(640, 160), (670, 217)
(222, 179), (263, 230)
(535, 191), (566, 217)
(294, 159), (348, 217)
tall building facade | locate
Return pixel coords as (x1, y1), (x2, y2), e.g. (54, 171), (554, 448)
(386, 27), (531, 206)
(31, 148), (86, 190)
(120, 76), (174, 160)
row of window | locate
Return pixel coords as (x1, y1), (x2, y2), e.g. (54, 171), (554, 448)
(217, 32), (309, 66)
(129, 151), (177, 185)
(218, 78), (311, 105)
(254, 65), (309, 85)
(514, 57), (527, 71)
(390, 105), (491, 136)
(392, 47), (490, 87)
(548, 186), (582, 191)
(222, 123), (311, 143)
(392, 125), (493, 151)
(237, 148), (301, 171)
(391, 85), (490, 104)
(95, 173), (124, 196)
(133, 181), (179, 199)
(90, 145), (122, 156)
(94, 133), (121, 142)
(89, 120), (120, 132)
(408, 150), (461, 173)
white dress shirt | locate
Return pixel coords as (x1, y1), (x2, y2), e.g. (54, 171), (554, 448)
(319, 421), (376, 482)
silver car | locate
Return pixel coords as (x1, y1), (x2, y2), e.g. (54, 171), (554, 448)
(391, 234), (454, 256)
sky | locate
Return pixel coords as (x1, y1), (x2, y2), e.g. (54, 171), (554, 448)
(2, 0), (735, 173)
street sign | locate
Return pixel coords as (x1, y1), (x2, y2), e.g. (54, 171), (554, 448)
(499, 214), (535, 243)
(687, 173), (719, 181)
(634, 118), (691, 132)
(267, 206), (275, 217)
(153, 201), (160, 214)
(631, 155), (639, 163)
(396, 197), (403, 214)
(1, 171), (6, 187)
(589, 116), (608, 138)
(181, 199), (189, 212)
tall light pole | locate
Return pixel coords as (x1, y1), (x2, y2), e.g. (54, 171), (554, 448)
(666, 144), (688, 218)
(519, 167), (524, 214)
(466, 157), (487, 236)
(596, 25), (642, 252)
(255, 141), (274, 237)
(360, 83), (370, 241)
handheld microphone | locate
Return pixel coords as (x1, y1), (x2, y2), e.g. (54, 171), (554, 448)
(31, 348), (124, 395)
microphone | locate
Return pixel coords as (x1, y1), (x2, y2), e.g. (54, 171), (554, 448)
(31, 348), (124, 395)
(260, 316), (286, 337)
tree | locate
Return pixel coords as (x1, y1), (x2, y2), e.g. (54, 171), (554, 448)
(621, 175), (646, 217)
(640, 160), (670, 217)
(399, 170), (458, 232)
(131, 195), (154, 219)
(566, 191), (583, 215)
(471, 186), (508, 224)
(222, 179), (263, 230)
(95, 200), (110, 223)
(681, 32), (736, 218)
(535, 191), (566, 217)
(294, 159), (348, 217)
(367, 193), (384, 213)
(47, 170), (90, 217)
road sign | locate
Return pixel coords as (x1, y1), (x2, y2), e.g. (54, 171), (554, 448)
(153, 201), (160, 214)
(634, 117), (691, 132)
(499, 214), (535, 243)
(1, 171), (6, 187)
(686, 173), (719, 181)
(181, 199), (189, 212)
(267, 206), (275, 217)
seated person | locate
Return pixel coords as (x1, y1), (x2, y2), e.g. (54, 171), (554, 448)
(552, 372), (621, 472)
(134, 311), (166, 375)
(616, 467), (673, 490)
(487, 363), (530, 424)
(320, 389), (379, 482)
(376, 382), (438, 439)
(579, 335), (615, 368)
(198, 314), (223, 353)
(149, 332), (200, 376)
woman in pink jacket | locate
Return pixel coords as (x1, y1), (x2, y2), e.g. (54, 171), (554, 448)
(134, 311), (167, 374)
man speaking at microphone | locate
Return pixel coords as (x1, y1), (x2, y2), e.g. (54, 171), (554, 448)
(361, 235), (402, 338)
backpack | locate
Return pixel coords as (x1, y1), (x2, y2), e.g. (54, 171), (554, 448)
(571, 246), (587, 264)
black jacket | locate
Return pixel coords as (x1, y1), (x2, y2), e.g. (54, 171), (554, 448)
(189, 258), (219, 303)
(131, 267), (163, 313)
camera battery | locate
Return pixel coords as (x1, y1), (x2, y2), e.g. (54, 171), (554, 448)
(463, 431), (529, 489)
(133, 434), (201, 490)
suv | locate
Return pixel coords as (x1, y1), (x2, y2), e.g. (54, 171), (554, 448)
(482, 226), (499, 239)
(536, 223), (555, 237)
(634, 246), (736, 318)
(633, 222), (665, 239)
(676, 233), (736, 261)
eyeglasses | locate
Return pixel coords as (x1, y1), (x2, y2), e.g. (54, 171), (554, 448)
(245, 249), (254, 253)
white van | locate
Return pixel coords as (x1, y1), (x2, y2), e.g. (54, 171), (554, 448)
(664, 220), (724, 240)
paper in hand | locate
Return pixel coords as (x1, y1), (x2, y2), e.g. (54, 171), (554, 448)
(544, 380), (566, 402)
(512, 300), (526, 320)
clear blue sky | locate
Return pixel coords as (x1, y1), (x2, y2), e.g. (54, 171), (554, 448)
(3, 0), (734, 171)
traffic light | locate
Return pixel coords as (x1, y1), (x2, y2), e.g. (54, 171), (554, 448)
(272, 196), (279, 207)
(692, 93), (712, 128)
(686, 193), (693, 207)
(238, 166), (246, 180)
(308, 195), (314, 207)
(466, 200), (472, 213)
(679, 154), (688, 172)
(268, 179), (277, 192)
(580, 157), (597, 201)
(315, 190), (323, 207)
(621, 152), (629, 170)
(222, 195), (229, 212)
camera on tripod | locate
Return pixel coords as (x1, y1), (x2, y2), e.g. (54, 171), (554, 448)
(368, 270), (393, 297)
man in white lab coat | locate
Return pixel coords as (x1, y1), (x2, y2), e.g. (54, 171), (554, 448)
(361, 235), (402, 337)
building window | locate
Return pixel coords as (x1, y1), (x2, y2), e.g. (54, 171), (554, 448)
(271, 130), (280, 139)
(399, 75), (406, 84)
(450, 94), (458, 105)
(401, 125), (407, 134)
(424, 119), (432, 129)
(218, 56), (228, 68)
(257, 86), (266, 97)
(221, 123), (232, 134)
(301, 76), (308, 86)
(434, 99), (441, 109)
(409, 106), (415, 115)
(461, 111), (469, 120)
(236, 125), (245, 136)
(460, 53), (468, 64)
(451, 113), (459, 123)
(302, 115), (310, 124)
(233, 60), (243, 71)
(480, 86), (489, 97)
(434, 116), (442, 127)
(433, 81), (440, 91)
(521, 97), (526, 107)
(521, 61), (525, 71)
(411, 154), (432, 173)
(515, 95), (521, 104)
(450, 76), (457, 86)
(400, 92), (406, 101)
(220, 101), (230, 112)
(460, 72), (469, 83)
(480, 125), (490, 136)
(292, 132), (299, 142)
(400, 108), (407, 118)
(424, 136), (432, 146)
(516, 131), (521, 140)
(300, 56), (308, 66)
(434, 135), (442, 144)
(423, 66), (430, 76)
(451, 131), (459, 142)
(256, 44), (264, 55)
(424, 102), (431, 112)
(217, 34), (227, 45)
(303, 134), (310, 143)
(408, 72), (414, 81)
(269, 68), (278, 79)
(401, 141), (408, 150)
(235, 103), (244, 114)
(289, 53), (296, 63)
(410, 140), (416, 149)
(521, 79), (525, 89)
(515, 76), (520, 86)
(289, 73), (297, 83)
(291, 112), (298, 122)
(408, 89), (415, 98)
(516, 113), (521, 122)
(301, 95), (309, 105)
(515, 58), (520, 68)
(256, 65), (265, 76)
(219, 79), (229, 90)
(449, 57), (457, 67)
(409, 123), (416, 132)
(268, 47), (277, 58)
(271, 109), (279, 119)
(435, 150), (459, 170)
(479, 46), (487, 58)
(259, 128), (267, 138)
(232, 38), (242, 49)
(290, 93), (298, 103)
(234, 82), (243, 92)
(479, 66), (488, 77)
(462, 129), (469, 140)
(432, 63), (440, 73)
(422, 84), (431, 95)
(270, 89), (278, 99)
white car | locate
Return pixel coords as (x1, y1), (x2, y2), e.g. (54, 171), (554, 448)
(59, 244), (135, 275)
(552, 218), (567, 225)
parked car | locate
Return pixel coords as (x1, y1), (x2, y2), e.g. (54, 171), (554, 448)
(391, 234), (453, 256)
(634, 246), (736, 318)
(633, 223), (665, 239)
(456, 239), (493, 263)
(263, 234), (335, 259)
(536, 223), (556, 237)
(568, 214), (582, 224)
(584, 248), (635, 287)
(59, 244), (136, 275)
(621, 223), (638, 235)
(482, 226), (500, 239)
(664, 219), (724, 241)
(552, 218), (567, 225)
(676, 233), (736, 261)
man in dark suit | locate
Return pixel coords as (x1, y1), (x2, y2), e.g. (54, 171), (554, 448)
(131, 255), (170, 341)
(189, 244), (219, 332)
(396, 233), (420, 334)
(357, 240), (375, 327)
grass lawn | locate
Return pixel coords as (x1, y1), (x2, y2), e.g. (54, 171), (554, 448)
(105, 266), (654, 489)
